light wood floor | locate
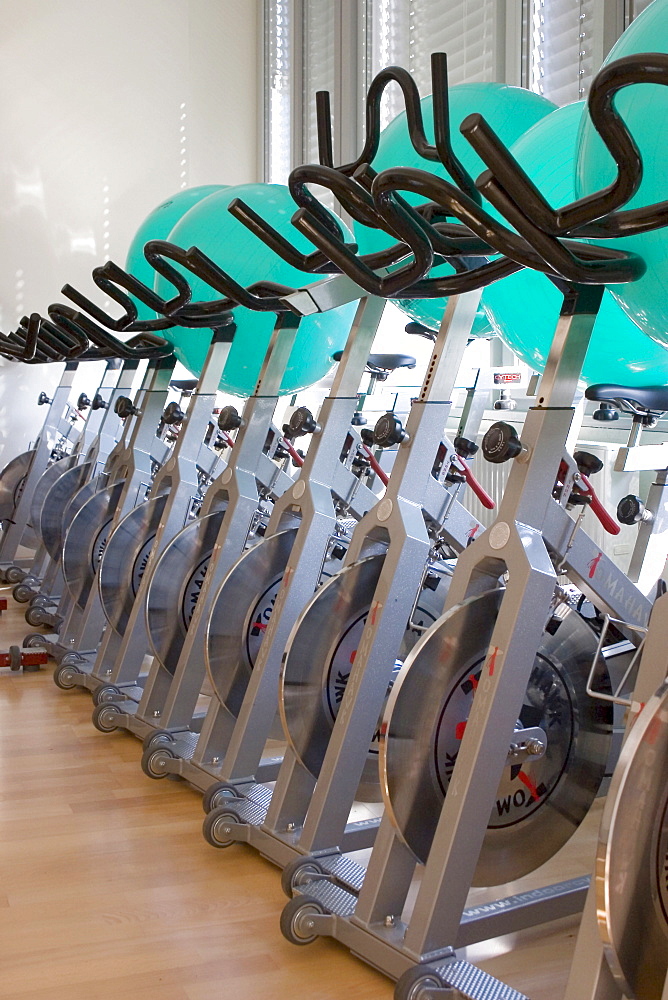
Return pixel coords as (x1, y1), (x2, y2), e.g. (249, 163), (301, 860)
(0, 591), (594, 1000)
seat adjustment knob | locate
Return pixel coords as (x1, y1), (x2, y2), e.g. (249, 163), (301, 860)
(218, 405), (242, 432)
(617, 494), (652, 525)
(373, 412), (407, 448)
(482, 422), (523, 464)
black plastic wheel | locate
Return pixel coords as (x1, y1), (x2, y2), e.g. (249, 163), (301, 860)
(25, 606), (48, 627)
(93, 685), (122, 706)
(5, 566), (26, 584)
(59, 651), (86, 665)
(141, 729), (176, 752)
(28, 594), (54, 609)
(53, 663), (82, 690)
(9, 645), (22, 671)
(141, 745), (176, 779)
(280, 857), (327, 898)
(202, 807), (241, 848)
(202, 781), (241, 814)
(13, 584), (33, 604)
(279, 895), (326, 946)
(92, 702), (122, 733)
(23, 632), (46, 649)
(394, 966), (446, 1000)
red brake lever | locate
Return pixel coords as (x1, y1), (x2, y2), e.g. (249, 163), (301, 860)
(452, 455), (495, 510)
(576, 473), (621, 535)
(362, 443), (389, 487)
(281, 437), (304, 468)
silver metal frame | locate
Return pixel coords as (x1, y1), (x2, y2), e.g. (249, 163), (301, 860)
(17, 360), (125, 604)
(200, 290), (509, 879)
(0, 362), (82, 576)
(133, 277), (387, 785)
(275, 285), (668, 997)
(24, 360), (137, 627)
(50, 356), (178, 676)
(98, 309), (302, 736)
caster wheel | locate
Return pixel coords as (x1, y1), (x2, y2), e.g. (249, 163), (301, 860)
(141, 729), (176, 752)
(13, 584), (34, 604)
(202, 807), (241, 848)
(394, 966), (447, 1000)
(60, 652), (85, 665)
(93, 684), (122, 706)
(25, 606), (48, 627)
(5, 566), (26, 584)
(279, 896), (326, 946)
(280, 857), (327, 898)
(53, 662), (82, 690)
(28, 594), (54, 609)
(23, 632), (46, 648)
(202, 781), (241, 814)
(141, 745), (176, 779)
(92, 702), (122, 733)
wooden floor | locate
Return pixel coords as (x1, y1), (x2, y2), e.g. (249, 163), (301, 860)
(0, 591), (594, 1000)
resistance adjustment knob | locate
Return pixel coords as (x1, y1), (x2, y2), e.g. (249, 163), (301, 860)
(617, 494), (652, 525)
(114, 396), (139, 419)
(373, 412), (407, 448)
(37, 392), (52, 406)
(454, 436), (478, 459)
(288, 407), (319, 437)
(162, 401), (185, 426)
(574, 450), (603, 477)
(91, 392), (108, 411)
(77, 392), (92, 410)
(482, 421), (523, 464)
(218, 405), (242, 432)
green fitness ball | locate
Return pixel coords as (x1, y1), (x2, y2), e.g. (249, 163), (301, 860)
(156, 183), (356, 397)
(576, 0), (668, 349)
(481, 102), (667, 385)
(353, 82), (556, 331)
(125, 185), (225, 318)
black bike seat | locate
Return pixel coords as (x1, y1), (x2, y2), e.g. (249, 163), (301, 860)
(367, 353), (416, 371)
(169, 379), (198, 392)
(586, 383), (668, 412)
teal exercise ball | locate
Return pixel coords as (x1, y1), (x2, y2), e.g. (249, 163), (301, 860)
(353, 82), (557, 331)
(470, 305), (496, 339)
(155, 183), (356, 397)
(126, 185), (225, 318)
(576, 0), (668, 349)
(481, 102), (668, 385)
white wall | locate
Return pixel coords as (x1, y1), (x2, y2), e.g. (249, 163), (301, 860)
(0, 0), (260, 463)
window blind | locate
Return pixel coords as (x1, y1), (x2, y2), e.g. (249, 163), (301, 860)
(527, 0), (596, 106)
(265, 0), (292, 183)
(302, 0), (337, 164)
(369, 0), (500, 126)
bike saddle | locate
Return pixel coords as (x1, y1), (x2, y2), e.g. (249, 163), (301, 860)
(586, 383), (668, 412)
(331, 351), (416, 371)
(169, 379), (198, 393)
(366, 353), (417, 372)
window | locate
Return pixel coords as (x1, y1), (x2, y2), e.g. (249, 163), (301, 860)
(265, 0), (292, 183)
(526, 0), (596, 105)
